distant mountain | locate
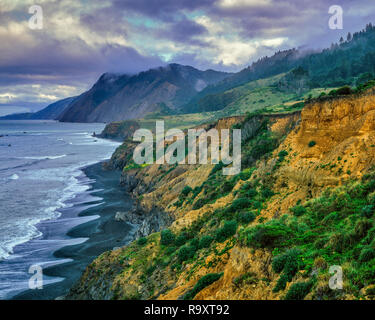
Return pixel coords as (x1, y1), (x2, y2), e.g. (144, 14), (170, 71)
(58, 64), (231, 123)
(183, 23), (375, 113)
(182, 49), (300, 113)
(0, 97), (76, 120)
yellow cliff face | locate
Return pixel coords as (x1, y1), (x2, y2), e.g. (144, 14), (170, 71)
(262, 91), (375, 220)
(188, 93), (375, 300)
(68, 90), (375, 300)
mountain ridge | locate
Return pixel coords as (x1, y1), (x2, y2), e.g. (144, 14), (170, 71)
(0, 97), (76, 120)
(58, 64), (232, 123)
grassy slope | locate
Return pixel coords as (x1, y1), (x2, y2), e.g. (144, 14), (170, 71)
(134, 73), (330, 131)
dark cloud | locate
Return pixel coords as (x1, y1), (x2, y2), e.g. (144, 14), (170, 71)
(157, 18), (209, 45)
(0, 31), (163, 87)
(1, 0), (374, 115)
(111, 0), (215, 21)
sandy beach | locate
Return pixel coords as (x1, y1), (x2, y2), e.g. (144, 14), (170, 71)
(13, 162), (134, 300)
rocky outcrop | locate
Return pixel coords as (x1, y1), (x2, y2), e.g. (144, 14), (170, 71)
(98, 121), (140, 141)
(114, 205), (174, 239)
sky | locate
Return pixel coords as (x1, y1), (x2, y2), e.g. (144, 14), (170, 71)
(0, 0), (374, 115)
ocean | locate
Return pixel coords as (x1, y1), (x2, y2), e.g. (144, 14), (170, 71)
(0, 120), (122, 299)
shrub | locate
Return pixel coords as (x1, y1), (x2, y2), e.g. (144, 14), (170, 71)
(246, 188), (258, 198)
(192, 198), (206, 210)
(178, 245), (196, 262)
(354, 219), (373, 238)
(369, 192), (375, 205)
(272, 254), (289, 273)
(245, 222), (290, 248)
(189, 238), (199, 250)
(284, 281), (313, 300)
(191, 186), (203, 198)
(336, 86), (353, 95)
(261, 187), (274, 199)
(175, 232), (188, 246)
(273, 273), (289, 293)
(221, 180), (236, 193)
(237, 211), (256, 224)
(210, 162), (224, 176)
(183, 273), (223, 300)
(233, 272), (257, 287)
(283, 254), (300, 279)
(199, 235), (214, 249)
(145, 264), (157, 276)
(239, 169), (253, 181)
(290, 205), (307, 217)
(181, 186), (193, 196)
(216, 220), (238, 242)
(308, 140), (316, 148)
(359, 247), (375, 262)
(272, 249), (300, 278)
(165, 246), (177, 256)
(278, 150), (288, 161)
(160, 229), (175, 246)
(251, 200), (262, 209)
(328, 233), (352, 253)
(362, 205), (374, 218)
(229, 198), (252, 212)
(365, 180), (375, 193)
(137, 237), (147, 246)
(240, 183), (258, 198)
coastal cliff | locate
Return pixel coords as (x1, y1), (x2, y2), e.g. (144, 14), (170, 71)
(67, 89), (375, 300)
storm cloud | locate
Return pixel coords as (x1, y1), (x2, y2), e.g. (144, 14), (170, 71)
(0, 0), (374, 114)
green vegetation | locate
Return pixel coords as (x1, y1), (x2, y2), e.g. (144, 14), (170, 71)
(178, 244), (197, 262)
(123, 162), (149, 172)
(308, 141), (316, 148)
(240, 167), (375, 298)
(215, 220), (238, 243)
(185, 169), (238, 210)
(137, 237), (147, 246)
(284, 281), (314, 300)
(233, 272), (257, 287)
(290, 205), (307, 217)
(199, 235), (214, 249)
(183, 273), (223, 300)
(237, 211), (256, 224)
(181, 186), (193, 196)
(160, 229), (175, 246)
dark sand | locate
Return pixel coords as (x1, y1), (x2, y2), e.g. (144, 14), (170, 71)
(14, 162), (134, 300)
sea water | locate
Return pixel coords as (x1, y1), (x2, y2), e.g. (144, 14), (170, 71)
(0, 120), (121, 298)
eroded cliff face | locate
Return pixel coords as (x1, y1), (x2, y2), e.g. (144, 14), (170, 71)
(67, 90), (375, 300)
(192, 92), (375, 300)
(262, 91), (375, 219)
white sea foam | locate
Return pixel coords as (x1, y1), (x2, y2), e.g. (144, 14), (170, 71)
(22, 155), (67, 160)
(0, 124), (121, 262)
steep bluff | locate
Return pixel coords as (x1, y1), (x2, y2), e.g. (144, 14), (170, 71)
(261, 90), (375, 219)
(67, 90), (375, 300)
